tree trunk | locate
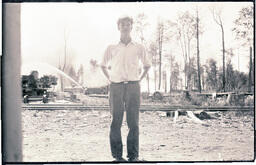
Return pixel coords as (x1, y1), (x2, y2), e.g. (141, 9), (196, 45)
(158, 33), (162, 90)
(188, 39), (191, 90)
(62, 29), (67, 72)
(221, 25), (226, 92)
(58, 65), (64, 92)
(248, 46), (252, 92)
(196, 10), (202, 93)
(163, 71), (167, 93)
(154, 69), (157, 91)
(153, 52), (157, 91)
(184, 64), (187, 90)
(202, 72), (205, 91)
(59, 30), (68, 92)
(169, 63), (172, 93)
(169, 74), (172, 93)
(146, 73), (150, 94)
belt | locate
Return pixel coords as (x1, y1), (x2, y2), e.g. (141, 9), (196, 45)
(111, 81), (139, 85)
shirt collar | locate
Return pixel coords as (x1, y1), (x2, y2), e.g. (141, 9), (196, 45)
(118, 40), (135, 46)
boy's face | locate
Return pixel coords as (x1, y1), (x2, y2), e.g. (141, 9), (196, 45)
(118, 20), (132, 34)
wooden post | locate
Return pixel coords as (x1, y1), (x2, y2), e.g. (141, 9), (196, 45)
(2, 3), (23, 162)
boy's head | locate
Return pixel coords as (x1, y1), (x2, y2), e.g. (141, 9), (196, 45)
(117, 16), (133, 33)
(117, 16), (133, 26)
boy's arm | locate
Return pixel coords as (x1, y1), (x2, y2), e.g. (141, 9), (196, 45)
(101, 66), (111, 83)
(139, 66), (150, 82)
(101, 46), (111, 83)
(139, 45), (151, 82)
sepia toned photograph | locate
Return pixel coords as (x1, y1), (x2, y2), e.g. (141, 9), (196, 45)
(2, 1), (254, 163)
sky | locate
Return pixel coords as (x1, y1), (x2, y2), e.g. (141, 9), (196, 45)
(20, 2), (253, 90)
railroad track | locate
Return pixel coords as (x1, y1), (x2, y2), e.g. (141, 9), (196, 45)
(22, 104), (254, 111)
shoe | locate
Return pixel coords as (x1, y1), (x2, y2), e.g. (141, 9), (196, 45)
(128, 157), (141, 162)
(113, 157), (127, 162)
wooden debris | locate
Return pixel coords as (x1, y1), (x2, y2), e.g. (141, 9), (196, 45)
(173, 111), (179, 123)
(195, 111), (215, 120)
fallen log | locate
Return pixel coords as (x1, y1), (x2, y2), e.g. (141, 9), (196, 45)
(187, 111), (205, 124)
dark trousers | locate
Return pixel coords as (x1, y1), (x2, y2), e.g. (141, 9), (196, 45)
(109, 82), (140, 159)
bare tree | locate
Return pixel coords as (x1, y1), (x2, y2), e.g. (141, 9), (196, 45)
(148, 43), (158, 91)
(58, 28), (79, 90)
(196, 7), (202, 93)
(77, 64), (84, 85)
(211, 7), (226, 92)
(134, 13), (150, 93)
(174, 11), (197, 90)
(155, 18), (172, 91)
(205, 58), (218, 91)
(248, 47), (252, 91)
(167, 54), (181, 92)
(168, 54), (175, 93)
(134, 13), (149, 44)
(163, 71), (167, 93)
(58, 28), (69, 91)
(156, 20), (164, 90)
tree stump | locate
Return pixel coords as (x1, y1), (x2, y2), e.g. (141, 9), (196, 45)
(153, 91), (163, 100)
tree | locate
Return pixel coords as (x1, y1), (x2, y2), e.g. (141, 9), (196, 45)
(234, 71), (248, 92)
(205, 58), (218, 91)
(77, 64), (84, 85)
(232, 5), (254, 92)
(134, 13), (150, 93)
(186, 57), (197, 90)
(211, 7), (226, 92)
(67, 65), (77, 83)
(169, 56), (181, 91)
(39, 75), (58, 89)
(58, 28), (69, 91)
(232, 6), (253, 47)
(248, 47), (252, 92)
(156, 20), (164, 90)
(253, 57), (255, 86)
(134, 13), (149, 44)
(225, 60), (236, 91)
(155, 18), (174, 90)
(148, 43), (158, 91)
(200, 65), (205, 91)
(174, 11), (197, 90)
(225, 60), (249, 92)
(195, 7), (202, 93)
(217, 68), (223, 92)
(163, 71), (167, 93)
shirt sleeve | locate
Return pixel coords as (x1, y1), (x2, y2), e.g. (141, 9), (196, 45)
(139, 45), (151, 68)
(100, 46), (111, 67)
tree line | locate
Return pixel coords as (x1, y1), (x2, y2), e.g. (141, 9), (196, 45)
(133, 5), (254, 93)
(57, 5), (254, 94)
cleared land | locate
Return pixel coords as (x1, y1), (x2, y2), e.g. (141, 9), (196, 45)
(22, 103), (254, 162)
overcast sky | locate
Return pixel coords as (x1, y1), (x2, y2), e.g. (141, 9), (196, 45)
(20, 2), (253, 89)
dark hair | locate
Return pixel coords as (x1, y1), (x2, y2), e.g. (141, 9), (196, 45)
(117, 16), (133, 25)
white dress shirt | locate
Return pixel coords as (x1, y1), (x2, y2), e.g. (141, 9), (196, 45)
(101, 41), (151, 83)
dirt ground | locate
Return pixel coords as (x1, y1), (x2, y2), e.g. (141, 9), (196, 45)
(21, 102), (254, 162)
